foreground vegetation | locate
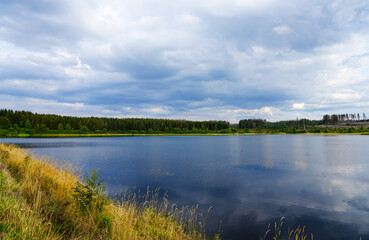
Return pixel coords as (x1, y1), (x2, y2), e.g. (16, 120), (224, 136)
(0, 143), (218, 239)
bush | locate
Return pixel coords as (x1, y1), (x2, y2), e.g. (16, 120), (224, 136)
(173, 128), (181, 134)
(79, 125), (89, 134)
(309, 128), (321, 133)
(295, 129), (307, 133)
(218, 128), (232, 134)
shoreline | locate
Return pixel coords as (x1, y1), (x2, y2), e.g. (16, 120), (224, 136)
(0, 132), (368, 138)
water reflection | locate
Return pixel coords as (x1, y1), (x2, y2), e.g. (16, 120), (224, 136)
(2, 135), (369, 240)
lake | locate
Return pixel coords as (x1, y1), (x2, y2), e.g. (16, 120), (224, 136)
(2, 135), (369, 239)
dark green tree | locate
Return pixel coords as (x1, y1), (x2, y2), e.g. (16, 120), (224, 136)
(57, 123), (64, 132)
(36, 124), (48, 133)
(323, 114), (331, 124)
(331, 114), (339, 125)
(239, 119), (266, 129)
(0, 116), (11, 129)
(80, 125), (89, 133)
(24, 119), (32, 129)
(65, 124), (72, 132)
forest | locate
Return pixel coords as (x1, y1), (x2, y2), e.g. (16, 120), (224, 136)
(238, 113), (369, 134)
(0, 109), (231, 136)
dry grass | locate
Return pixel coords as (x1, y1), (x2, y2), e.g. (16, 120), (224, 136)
(0, 143), (218, 240)
(0, 162), (62, 240)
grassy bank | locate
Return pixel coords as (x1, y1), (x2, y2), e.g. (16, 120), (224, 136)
(0, 143), (218, 240)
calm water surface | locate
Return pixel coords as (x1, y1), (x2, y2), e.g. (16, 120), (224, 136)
(2, 135), (369, 239)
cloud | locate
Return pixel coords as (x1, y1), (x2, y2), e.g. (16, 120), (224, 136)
(293, 103), (305, 110)
(273, 25), (291, 35)
(1, 0), (369, 121)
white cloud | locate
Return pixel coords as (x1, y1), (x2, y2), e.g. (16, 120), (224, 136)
(273, 25), (291, 35)
(293, 103), (305, 109)
(176, 13), (202, 25)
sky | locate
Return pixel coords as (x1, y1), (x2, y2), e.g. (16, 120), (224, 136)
(1, 0), (369, 122)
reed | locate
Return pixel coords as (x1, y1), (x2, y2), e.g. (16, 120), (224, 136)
(259, 217), (313, 240)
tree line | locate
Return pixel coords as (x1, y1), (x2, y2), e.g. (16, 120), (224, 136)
(0, 109), (230, 135)
(323, 113), (367, 125)
(238, 115), (369, 134)
(239, 119), (267, 129)
(238, 118), (322, 130)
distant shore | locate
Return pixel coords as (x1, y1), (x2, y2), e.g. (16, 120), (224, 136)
(0, 132), (368, 138)
(2, 109), (369, 138)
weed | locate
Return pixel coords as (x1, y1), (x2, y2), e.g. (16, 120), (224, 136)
(97, 212), (112, 232)
(288, 225), (313, 240)
(260, 217), (313, 240)
(24, 155), (30, 164)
